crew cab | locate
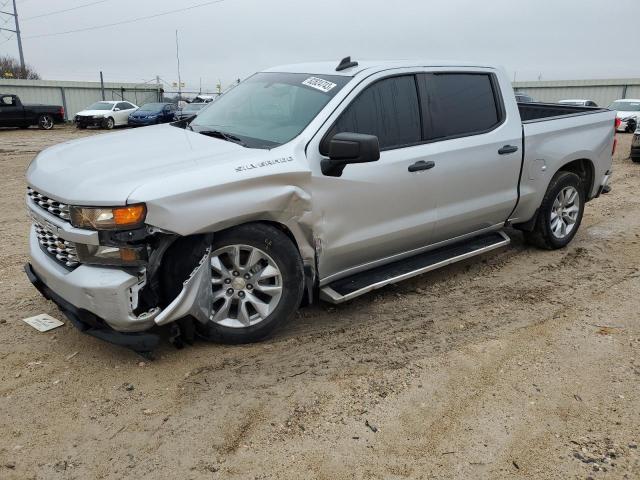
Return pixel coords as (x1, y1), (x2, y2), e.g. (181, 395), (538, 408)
(24, 58), (615, 355)
(0, 93), (64, 130)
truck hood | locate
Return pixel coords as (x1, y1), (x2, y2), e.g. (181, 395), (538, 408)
(75, 109), (119, 117)
(26, 124), (246, 206)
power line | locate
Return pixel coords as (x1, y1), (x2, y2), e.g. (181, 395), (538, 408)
(24, 0), (227, 39)
(22, 0), (110, 21)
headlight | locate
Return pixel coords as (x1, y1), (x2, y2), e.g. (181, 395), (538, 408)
(70, 204), (146, 230)
(92, 115), (104, 119)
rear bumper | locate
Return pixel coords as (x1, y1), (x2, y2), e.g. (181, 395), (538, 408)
(631, 146), (640, 159)
(595, 170), (612, 198)
(24, 262), (160, 353)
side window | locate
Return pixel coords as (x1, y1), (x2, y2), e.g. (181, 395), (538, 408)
(326, 75), (421, 151)
(1, 95), (15, 106)
(418, 73), (501, 140)
(117, 102), (134, 110)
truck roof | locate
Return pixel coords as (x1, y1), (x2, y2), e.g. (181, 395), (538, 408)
(262, 60), (496, 77)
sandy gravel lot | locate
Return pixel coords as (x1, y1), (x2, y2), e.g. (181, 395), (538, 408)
(0, 125), (638, 479)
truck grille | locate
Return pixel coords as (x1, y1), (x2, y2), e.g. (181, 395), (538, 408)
(34, 223), (79, 268)
(27, 187), (70, 222)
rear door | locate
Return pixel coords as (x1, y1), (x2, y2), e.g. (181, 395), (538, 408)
(115, 102), (137, 125)
(415, 70), (522, 243)
(308, 72), (439, 282)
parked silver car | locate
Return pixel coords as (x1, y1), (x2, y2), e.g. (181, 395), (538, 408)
(25, 58), (615, 354)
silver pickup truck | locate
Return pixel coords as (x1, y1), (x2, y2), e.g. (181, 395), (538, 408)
(24, 58), (616, 354)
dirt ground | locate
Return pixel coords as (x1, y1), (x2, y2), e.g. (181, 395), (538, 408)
(0, 125), (638, 480)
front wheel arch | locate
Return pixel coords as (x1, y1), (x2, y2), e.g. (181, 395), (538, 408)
(158, 222), (306, 343)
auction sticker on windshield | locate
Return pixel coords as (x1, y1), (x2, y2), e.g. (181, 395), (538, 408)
(302, 77), (337, 93)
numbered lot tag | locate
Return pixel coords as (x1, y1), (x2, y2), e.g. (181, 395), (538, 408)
(23, 314), (64, 332)
(302, 77), (337, 93)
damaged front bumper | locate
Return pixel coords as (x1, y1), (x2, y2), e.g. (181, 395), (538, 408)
(26, 223), (214, 351)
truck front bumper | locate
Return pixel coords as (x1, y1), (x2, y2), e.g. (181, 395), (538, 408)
(27, 227), (160, 333)
(24, 262), (160, 353)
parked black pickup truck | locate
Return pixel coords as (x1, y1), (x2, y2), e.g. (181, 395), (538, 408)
(0, 93), (65, 130)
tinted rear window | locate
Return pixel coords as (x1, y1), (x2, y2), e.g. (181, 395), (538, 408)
(418, 73), (501, 140)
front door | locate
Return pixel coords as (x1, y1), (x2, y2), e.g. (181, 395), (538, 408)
(308, 73), (439, 283)
(0, 95), (24, 126)
(115, 102), (137, 125)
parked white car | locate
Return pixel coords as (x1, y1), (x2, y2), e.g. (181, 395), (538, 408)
(608, 99), (640, 133)
(74, 101), (138, 129)
(559, 99), (598, 107)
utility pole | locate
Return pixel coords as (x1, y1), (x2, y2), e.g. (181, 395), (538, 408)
(175, 29), (182, 101)
(0, 0), (26, 76)
(99, 71), (105, 100)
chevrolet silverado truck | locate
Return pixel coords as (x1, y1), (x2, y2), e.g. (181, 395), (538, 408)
(1, 93), (65, 130)
(24, 58), (616, 355)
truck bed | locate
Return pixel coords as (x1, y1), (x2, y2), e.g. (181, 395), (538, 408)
(518, 102), (608, 123)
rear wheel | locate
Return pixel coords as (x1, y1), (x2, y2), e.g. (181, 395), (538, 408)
(37, 114), (54, 130)
(524, 171), (584, 249)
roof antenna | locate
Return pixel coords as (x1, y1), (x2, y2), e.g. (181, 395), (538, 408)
(336, 56), (358, 72)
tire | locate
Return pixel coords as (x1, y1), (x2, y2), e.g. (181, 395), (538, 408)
(524, 171), (585, 250)
(37, 114), (54, 130)
(103, 117), (115, 130)
(162, 224), (304, 344)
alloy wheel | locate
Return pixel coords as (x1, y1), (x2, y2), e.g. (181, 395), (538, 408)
(550, 186), (580, 239)
(209, 244), (283, 328)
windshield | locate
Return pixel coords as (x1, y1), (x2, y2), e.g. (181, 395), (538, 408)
(87, 102), (113, 110)
(183, 103), (205, 112)
(189, 72), (350, 148)
(609, 101), (640, 111)
(139, 103), (166, 112)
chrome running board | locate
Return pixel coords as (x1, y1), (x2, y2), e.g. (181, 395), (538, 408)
(320, 231), (510, 304)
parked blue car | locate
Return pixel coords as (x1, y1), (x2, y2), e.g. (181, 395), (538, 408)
(128, 102), (177, 127)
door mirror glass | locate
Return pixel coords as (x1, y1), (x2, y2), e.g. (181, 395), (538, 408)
(321, 132), (380, 177)
(114, 107), (120, 111)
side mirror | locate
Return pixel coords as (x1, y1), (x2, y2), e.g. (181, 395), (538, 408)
(114, 107), (121, 111)
(321, 132), (380, 177)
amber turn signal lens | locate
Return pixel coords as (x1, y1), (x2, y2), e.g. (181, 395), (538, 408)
(119, 247), (140, 262)
(113, 204), (146, 227)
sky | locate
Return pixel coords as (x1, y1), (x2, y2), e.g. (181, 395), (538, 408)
(0, 0), (636, 92)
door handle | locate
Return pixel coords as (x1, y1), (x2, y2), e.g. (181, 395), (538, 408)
(408, 160), (435, 172)
(498, 145), (519, 155)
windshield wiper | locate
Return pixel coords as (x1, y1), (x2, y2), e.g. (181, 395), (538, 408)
(197, 129), (246, 147)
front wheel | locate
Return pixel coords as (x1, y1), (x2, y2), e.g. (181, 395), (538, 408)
(524, 171), (585, 249)
(163, 224), (304, 344)
(103, 117), (115, 129)
(37, 114), (54, 130)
